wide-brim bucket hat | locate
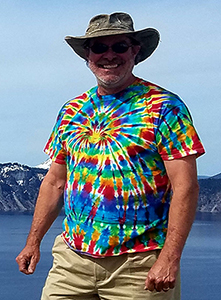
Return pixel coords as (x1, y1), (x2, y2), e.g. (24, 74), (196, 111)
(65, 12), (160, 65)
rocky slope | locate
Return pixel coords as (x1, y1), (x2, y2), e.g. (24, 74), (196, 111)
(0, 162), (220, 213)
(198, 177), (221, 212)
(0, 162), (47, 213)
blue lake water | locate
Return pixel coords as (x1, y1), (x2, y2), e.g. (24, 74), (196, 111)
(0, 213), (221, 300)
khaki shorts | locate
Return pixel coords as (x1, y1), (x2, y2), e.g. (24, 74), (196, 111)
(41, 235), (180, 300)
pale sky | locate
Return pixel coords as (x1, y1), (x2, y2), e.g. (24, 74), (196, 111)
(1, 0), (220, 176)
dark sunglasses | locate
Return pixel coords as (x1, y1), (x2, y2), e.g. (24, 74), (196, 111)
(89, 41), (132, 54)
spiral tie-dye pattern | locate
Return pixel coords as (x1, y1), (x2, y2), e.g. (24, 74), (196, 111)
(44, 78), (205, 257)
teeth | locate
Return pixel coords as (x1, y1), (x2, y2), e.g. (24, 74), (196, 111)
(103, 64), (118, 69)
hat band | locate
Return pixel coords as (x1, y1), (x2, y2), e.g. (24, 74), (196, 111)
(86, 28), (134, 37)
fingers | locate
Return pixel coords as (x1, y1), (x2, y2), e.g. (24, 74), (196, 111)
(28, 255), (38, 274)
(161, 280), (175, 292)
(16, 247), (40, 275)
(145, 274), (176, 293)
(144, 277), (155, 291)
(16, 256), (38, 275)
(144, 257), (179, 293)
(16, 255), (32, 274)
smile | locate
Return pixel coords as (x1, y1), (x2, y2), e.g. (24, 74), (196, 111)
(98, 64), (120, 69)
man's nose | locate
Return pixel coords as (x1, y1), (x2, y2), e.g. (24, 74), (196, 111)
(102, 47), (117, 59)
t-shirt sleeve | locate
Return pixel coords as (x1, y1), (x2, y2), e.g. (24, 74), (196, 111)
(156, 104), (205, 160)
(44, 109), (67, 164)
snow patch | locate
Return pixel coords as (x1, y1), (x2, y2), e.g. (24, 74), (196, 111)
(35, 159), (51, 170)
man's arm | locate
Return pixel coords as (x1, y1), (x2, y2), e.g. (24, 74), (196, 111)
(145, 154), (199, 292)
(16, 161), (67, 275)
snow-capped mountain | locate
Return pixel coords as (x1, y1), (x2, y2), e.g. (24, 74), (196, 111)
(0, 162), (47, 212)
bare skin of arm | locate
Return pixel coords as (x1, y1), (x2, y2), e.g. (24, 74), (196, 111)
(145, 154), (199, 292)
(16, 162), (67, 275)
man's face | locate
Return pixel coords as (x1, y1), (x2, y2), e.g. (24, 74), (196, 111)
(86, 35), (140, 94)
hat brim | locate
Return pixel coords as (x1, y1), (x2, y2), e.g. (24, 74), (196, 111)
(65, 28), (160, 64)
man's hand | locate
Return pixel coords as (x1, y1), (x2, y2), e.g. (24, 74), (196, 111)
(16, 244), (40, 275)
(145, 255), (179, 292)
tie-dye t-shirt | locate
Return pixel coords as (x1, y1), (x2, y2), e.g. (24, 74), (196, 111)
(44, 78), (205, 257)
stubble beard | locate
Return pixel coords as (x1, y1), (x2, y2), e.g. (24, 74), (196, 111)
(90, 62), (135, 93)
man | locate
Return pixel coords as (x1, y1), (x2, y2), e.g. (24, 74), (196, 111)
(16, 12), (205, 300)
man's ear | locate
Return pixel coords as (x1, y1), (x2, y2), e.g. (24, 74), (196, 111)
(132, 45), (141, 57)
(84, 48), (90, 61)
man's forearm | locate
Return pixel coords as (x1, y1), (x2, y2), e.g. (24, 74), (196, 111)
(160, 180), (199, 261)
(26, 177), (64, 247)
(16, 162), (67, 274)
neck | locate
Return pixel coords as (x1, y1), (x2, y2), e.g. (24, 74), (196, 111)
(97, 75), (137, 95)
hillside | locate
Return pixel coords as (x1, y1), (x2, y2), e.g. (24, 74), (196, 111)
(198, 176), (221, 212)
(0, 162), (47, 212)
